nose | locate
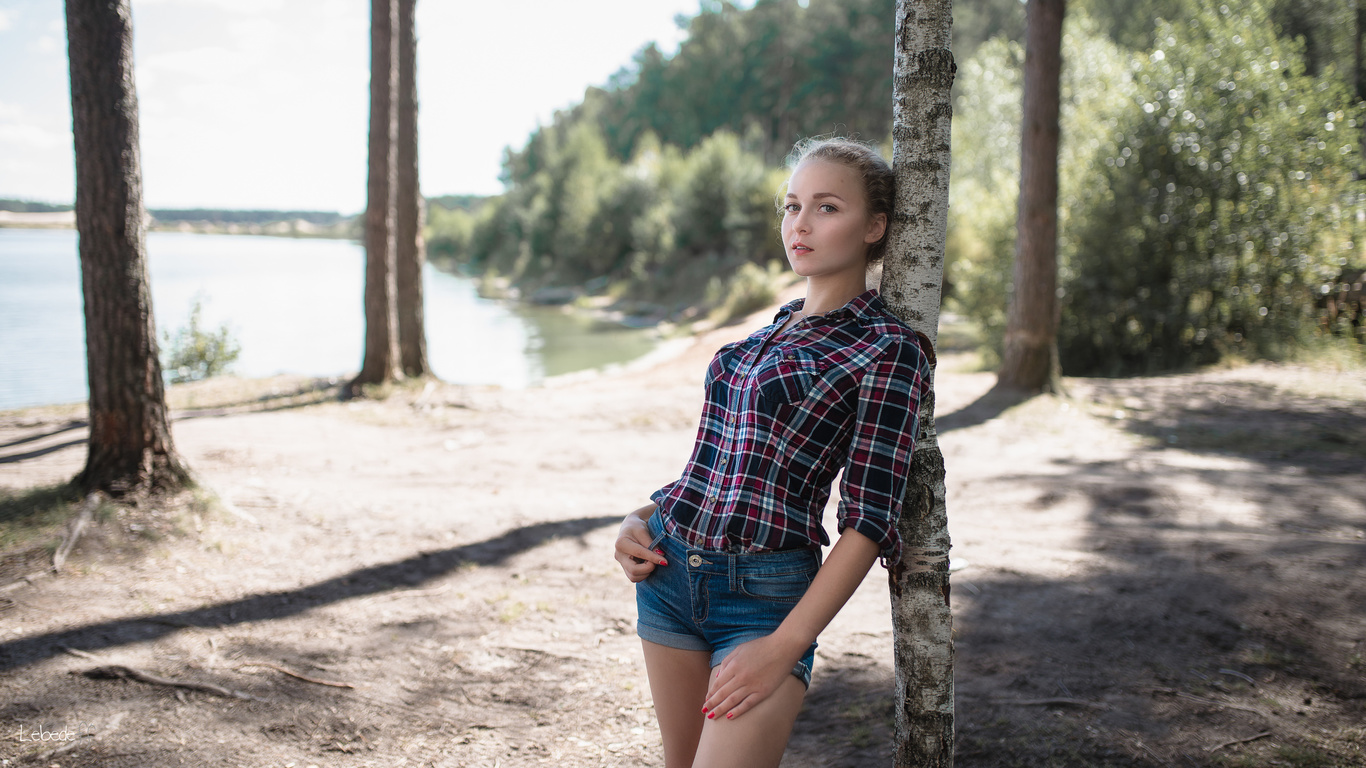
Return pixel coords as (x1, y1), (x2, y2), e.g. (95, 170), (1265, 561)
(791, 207), (811, 235)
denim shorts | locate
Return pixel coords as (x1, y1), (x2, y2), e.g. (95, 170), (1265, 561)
(635, 511), (820, 688)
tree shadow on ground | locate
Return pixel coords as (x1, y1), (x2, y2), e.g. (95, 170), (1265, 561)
(1086, 377), (1366, 476)
(937, 384), (1032, 434)
(0, 514), (620, 673)
(785, 376), (1365, 767)
(939, 378), (1366, 766)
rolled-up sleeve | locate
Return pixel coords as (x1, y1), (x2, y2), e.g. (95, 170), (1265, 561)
(836, 334), (930, 566)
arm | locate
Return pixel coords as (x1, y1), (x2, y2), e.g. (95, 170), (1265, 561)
(702, 527), (881, 719)
(703, 335), (930, 719)
(613, 502), (667, 582)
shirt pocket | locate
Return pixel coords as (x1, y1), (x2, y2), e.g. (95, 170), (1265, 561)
(706, 341), (743, 392)
(756, 349), (829, 413)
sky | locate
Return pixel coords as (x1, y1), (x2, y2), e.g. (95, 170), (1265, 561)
(0, 0), (730, 213)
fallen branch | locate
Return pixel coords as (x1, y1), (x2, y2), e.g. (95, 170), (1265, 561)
(1146, 687), (1271, 720)
(53, 492), (102, 572)
(234, 661), (355, 689)
(59, 644), (105, 661)
(77, 664), (266, 702)
(1205, 730), (1272, 753)
(369, 583), (450, 601)
(0, 570), (52, 594)
(989, 697), (1110, 709)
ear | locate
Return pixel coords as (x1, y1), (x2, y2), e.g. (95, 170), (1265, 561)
(864, 212), (887, 244)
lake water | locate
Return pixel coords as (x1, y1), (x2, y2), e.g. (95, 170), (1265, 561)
(0, 228), (657, 411)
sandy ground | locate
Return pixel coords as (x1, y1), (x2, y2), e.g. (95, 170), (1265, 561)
(0, 296), (1363, 767)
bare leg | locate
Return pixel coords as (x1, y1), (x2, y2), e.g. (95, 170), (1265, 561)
(690, 673), (806, 768)
(642, 640), (713, 768)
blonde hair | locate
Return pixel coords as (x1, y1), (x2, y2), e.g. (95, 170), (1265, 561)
(780, 137), (895, 263)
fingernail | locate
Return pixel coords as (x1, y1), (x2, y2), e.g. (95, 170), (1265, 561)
(658, 558), (668, 566)
(726, 712), (734, 720)
(707, 712), (715, 719)
(701, 707), (708, 715)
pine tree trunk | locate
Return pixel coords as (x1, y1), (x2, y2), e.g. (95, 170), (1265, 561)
(395, 0), (430, 378)
(350, 0), (401, 394)
(883, 1), (955, 765)
(66, 0), (189, 496)
(998, 0), (1064, 393)
(1356, 0), (1365, 167)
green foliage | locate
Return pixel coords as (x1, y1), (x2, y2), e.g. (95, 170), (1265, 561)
(1062, 1), (1363, 373)
(947, 17), (1136, 364)
(161, 295), (241, 384)
(441, 123), (790, 316)
(438, 0), (1029, 318)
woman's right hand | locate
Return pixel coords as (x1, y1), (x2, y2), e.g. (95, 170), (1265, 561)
(614, 505), (667, 582)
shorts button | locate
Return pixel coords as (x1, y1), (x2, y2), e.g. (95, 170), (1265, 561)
(688, 554), (703, 568)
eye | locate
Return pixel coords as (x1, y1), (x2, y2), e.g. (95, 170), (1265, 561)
(818, 203), (837, 213)
(783, 203), (800, 213)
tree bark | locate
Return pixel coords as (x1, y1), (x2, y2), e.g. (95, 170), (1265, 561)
(883, 2), (955, 766)
(1357, 0), (1365, 169)
(395, 0), (430, 378)
(349, 0), (401, 394)
(998, 0), (1064, 393)
(66, 0), (189, 496)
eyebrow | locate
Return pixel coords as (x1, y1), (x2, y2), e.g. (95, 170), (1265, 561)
(785, 191), (848, 201)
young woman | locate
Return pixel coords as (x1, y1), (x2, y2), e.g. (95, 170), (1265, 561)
(613, 138), (931, 767)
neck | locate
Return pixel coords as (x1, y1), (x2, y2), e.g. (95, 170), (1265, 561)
(801, 271), (869, 316)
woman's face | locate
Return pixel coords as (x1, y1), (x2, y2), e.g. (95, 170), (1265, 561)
(780, 159), (886, 282)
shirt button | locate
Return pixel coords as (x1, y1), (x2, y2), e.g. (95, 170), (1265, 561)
(707, 493), (717, 502)
(688, 554), (703, 567)
(719, 456), (728, 465)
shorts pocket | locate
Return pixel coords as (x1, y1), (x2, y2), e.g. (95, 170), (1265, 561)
(738, 569), (815, 604)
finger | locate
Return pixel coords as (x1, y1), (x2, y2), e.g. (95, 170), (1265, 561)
(616, 538), (668, 567)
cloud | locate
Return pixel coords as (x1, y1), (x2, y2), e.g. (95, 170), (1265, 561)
(0, 10), (12, 32)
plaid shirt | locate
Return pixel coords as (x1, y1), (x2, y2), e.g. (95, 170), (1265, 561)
(651, 289), (930, 566)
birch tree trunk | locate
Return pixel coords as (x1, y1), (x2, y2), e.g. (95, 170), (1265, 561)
(997, 0), (1064, 394)
(66, 0), (190, 496)
(883, 1), (955, 765)
(395, 0), (430, 378)
(349, 0), (401, 395)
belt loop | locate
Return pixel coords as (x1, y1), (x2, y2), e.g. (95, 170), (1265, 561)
(728, 552), (738, 591)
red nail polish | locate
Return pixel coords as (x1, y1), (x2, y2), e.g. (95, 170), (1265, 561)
(726, 712), (733, 720)
(659, 558), (668, 566)
(707, 712), (715, 719)
(701, 707), (708, 715)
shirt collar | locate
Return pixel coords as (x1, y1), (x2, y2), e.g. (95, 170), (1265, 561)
(776, 289), (885, 323)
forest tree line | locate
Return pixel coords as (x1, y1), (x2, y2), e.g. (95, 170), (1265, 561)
(429, 0), (1366, 374)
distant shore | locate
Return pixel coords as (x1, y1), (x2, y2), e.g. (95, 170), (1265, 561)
(0, 210), (357, 239)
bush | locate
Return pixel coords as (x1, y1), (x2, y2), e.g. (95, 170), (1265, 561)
(1061, 1), (1363, 373)
(162, 295), (241, 384)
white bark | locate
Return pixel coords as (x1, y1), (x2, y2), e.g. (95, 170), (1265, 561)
(881, 1), (955, 765)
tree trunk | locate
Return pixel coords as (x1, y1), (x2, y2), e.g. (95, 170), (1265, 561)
(66, 0), (189, 496)
(1357, 0), (1365, 169)
(349, 0), (401, 394)
(998, 0), (1064, 393)
(883, 2), (955, 766)
(395, 0), (430, 378)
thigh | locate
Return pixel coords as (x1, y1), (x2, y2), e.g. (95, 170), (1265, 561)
(690, 673), (807, 768)
(641, 640), (712, 768)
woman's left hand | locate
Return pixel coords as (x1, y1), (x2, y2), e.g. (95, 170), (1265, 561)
(701, 633), (805, 721)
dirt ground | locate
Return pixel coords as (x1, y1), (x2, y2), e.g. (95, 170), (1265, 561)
(1, 297), (1363, 767)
